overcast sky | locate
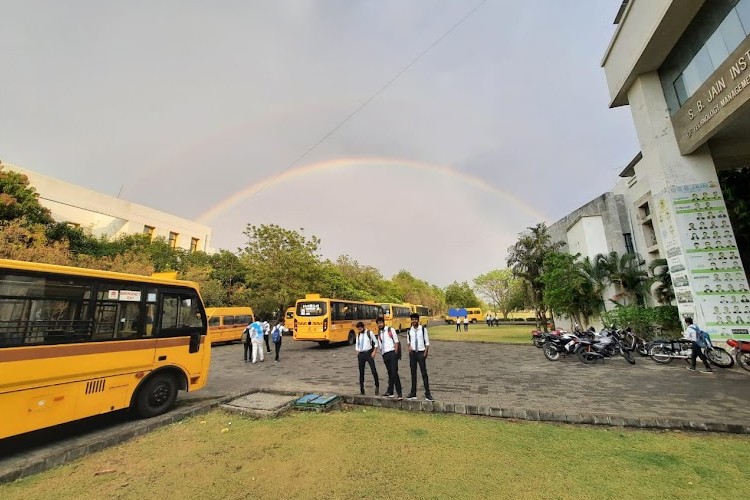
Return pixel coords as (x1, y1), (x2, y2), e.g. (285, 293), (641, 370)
(0, 0), (639, 287)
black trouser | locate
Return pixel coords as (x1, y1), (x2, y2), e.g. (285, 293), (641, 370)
(690, 341), (711, 369)
(456, 322), (461, 332)
(409, 350), (430, 397)
(243, 341), (252, 361)
(382, 351), (402, 397)
(274, 339), (282, 361)
(265, 334), (271, 352)
(463, 322), (468, 331)
(358, 351), (379, 392)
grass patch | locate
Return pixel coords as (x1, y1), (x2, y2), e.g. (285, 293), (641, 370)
(427, 323), (533, 343)
(3, 408), (748, 499)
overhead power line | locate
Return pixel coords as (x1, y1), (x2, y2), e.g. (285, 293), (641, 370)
(258, 0), (489, 188)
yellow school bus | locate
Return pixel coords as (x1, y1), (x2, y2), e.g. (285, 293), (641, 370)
(411, 304), (431, 327)
(443, 307), (483, 324)
(0, 258), (211, 439)
(205, 306), (254, 344)
(294, 294), (382, 346)
(379, 302), (412, 332)
(284, 306), (295, 331)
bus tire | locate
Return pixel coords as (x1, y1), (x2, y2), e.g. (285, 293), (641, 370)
(471, 319), (477, 324)
(347, 331), (356, 345)
(134, 373), (178, 418)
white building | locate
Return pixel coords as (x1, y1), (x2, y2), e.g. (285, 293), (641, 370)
(600, 0), (750, 338)
(2, 161), (212, 253)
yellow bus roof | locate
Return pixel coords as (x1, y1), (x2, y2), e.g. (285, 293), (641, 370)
(0, 258), (200, 289)
(204, 306), (254, 317)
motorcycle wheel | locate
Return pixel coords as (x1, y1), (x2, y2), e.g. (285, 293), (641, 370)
(577, 347), (596, 364)
(649, 345), (673, 364)
(706, 347), (734, 368)
(636, 342), (649, 357)
(737, 352), (750, 372)
(532, 337), (544, 348)
(621, 348), (636, 365)
(543, 342), (561, 361)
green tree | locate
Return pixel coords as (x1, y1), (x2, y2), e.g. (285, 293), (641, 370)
(718, 167), (750, 271)
(240, 224), (322, 319)
(540, 252), (599, 327)
(506, 222), (563, 331)
(597, 251), (649, 306)
(473, 269), (525, 318)
(0, 166), (53, 225)
(579, 255), (607, 314)
(648, 258), (674, 305)
(444, 281), (480, 308)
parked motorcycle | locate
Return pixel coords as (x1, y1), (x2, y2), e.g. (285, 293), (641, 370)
(541, 330), (585, 361)
(576, 328), (635, 364)
(726, 338), (750, 372)
(532, 328), (564, 348)
(621, 328), (649, 357)
(649, 338), (734, 368)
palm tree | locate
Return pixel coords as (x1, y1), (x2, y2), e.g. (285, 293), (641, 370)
(648, 258), (674, 305)
(579, 255), (607, 314)
(507, 222), (563, 331)
(597, 251), (649, 306)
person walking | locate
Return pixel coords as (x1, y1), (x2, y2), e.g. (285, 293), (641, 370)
(406, 313), (433, 401)
(249, 319), (265, 363)
(262, 319), (271, 353)
(463, 316), (469, 332)
(455, 316), (462, 332)
(683, 317), (713, 373)
(242, 321), (253, 362)
(271, 320), (288, 362)
(355, 321), (379, 395)
(376, 316), (402, 400)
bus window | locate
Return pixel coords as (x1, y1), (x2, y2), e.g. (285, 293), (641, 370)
(298, 301), (326, 316)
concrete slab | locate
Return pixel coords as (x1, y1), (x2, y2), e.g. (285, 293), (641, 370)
(220, 392), (297, 418)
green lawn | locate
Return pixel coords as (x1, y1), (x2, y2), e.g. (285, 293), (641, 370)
(3, 408), (748, 499)
(427, 322), (534, 343)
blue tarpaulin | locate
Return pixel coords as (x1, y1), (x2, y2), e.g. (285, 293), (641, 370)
(448, 308), (467, 317)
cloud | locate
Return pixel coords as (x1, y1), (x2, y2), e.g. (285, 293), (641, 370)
(0, 0), (638, 286)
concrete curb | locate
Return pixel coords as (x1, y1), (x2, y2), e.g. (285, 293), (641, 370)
(339, 394), (750, 434)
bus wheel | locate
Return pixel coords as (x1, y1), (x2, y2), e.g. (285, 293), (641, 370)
(471, 319), (477, 324)
(347, 331), (356, 345)
(134, 373), (178, 418)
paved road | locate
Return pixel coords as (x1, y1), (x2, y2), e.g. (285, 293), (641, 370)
(4, 335), (750, 478)
(192, 335), (750, 424)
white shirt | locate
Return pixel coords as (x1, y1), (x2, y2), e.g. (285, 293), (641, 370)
(378, 327), (399, 354)
(262, 321), (270, 335)
(683, 324), (699, 342)
(355, 330), (377, 352)
(463, 317), (469, 324)
(407, 325), (429, 351)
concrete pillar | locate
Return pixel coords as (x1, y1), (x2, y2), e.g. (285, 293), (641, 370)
(627, 72), (750, 339)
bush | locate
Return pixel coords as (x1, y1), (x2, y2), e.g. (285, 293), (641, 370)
(601, 305), (681, 340)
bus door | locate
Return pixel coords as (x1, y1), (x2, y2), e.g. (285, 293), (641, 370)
(154, 289), (208, 378)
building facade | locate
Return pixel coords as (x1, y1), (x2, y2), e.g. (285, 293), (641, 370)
(3, 162), (212, 253)
(602, 0), (750, 338)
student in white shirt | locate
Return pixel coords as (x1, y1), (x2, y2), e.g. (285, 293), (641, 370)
(455, 316), (462, 332)
(406, 313), (433, 401)
(463, 316), (469, 332)
(262, 320), (271, 353)
(376, 316), (402, 400)
(355, 321), (380, 395)
(683, 317), (713, 373)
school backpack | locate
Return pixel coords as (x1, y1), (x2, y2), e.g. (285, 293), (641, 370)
(271, 325), (282, 343)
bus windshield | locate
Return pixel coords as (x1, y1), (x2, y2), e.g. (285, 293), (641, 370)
(297, 301), (327, 316)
